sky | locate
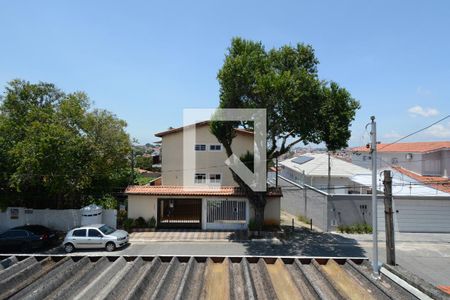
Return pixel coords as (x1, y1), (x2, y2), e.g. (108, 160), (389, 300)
(0, 1), (449, 146)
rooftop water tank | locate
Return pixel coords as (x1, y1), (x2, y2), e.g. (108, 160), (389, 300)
(80, 204), (103, 226)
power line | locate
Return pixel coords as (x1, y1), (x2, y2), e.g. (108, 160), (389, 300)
(378, 114), (450, 151)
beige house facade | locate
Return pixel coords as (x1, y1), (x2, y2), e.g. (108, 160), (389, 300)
(126, 122), (281, 230)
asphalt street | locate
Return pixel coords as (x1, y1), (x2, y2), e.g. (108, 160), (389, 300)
(40, 229), (450, 287)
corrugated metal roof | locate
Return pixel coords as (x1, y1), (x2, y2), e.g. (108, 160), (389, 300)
(0, 255), (424, 299)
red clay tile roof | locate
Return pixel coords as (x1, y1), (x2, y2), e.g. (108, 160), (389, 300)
(352, 141), (450, 153)
(125, 185), (282, 197)
(351, 142), (450, 153)
(394, 166), (450, 194)
(155, 121), (253, 137)
(437, 286), (450, 295)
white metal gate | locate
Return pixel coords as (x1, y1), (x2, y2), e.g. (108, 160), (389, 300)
(205, 200), (247, 230)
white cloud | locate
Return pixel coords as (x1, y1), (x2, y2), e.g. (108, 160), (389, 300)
(383, 131), (402, 139)
(425, 123), (450, 138)
(408, 105), (439, 117)
(416, 86), (432, 98)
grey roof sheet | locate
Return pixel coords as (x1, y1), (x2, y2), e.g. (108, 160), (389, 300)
(0, 255), (426, 299)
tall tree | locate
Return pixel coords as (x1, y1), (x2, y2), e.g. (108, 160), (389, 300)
(0, 79), (131, 208)
(211, 38), (359, 229)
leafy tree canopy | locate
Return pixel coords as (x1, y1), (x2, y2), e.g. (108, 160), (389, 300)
(0, 79), (131, 208)
(211, 38), (360, 228)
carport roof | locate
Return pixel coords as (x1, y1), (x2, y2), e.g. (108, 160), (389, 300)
(1, 255), (442, 299)
(125, 185), (282, 197)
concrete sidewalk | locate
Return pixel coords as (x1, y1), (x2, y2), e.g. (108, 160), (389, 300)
(129, 229), (249, 242)
(338, 232), (450, 244)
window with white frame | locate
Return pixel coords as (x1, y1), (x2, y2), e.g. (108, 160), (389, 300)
(194, 144), (206, 151)
(194, 173), (206, 184)
(209, 144), (222, 151)
(209, 173), (221, 184)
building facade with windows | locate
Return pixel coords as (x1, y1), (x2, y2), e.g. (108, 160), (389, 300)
(125, 122), (281, 230)
(351, 141), (450, 178)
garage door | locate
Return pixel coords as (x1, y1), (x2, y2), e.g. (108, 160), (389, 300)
(157, 198), (202, 229)
(378, 198), (450, 233)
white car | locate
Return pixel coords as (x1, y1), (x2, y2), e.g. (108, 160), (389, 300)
(63, 224), (129, 253)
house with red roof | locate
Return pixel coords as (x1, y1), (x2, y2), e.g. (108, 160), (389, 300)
(352, 141), (450, 178)
(125, 122), (281, 230)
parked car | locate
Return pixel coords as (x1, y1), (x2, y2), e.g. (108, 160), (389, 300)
(63, 224), (129, 253)
(0, 225), (59, 252)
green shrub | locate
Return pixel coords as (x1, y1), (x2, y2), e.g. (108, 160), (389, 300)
(83, 194), (118, 209)
(147, 216), (156, 228)
(248, 219), (258, 231)
(134, 217), (147, 228)
(117, 210), (127, 228)
(337, 223), (372, 234)
(123, 218), (134, 231)
(297, 215), (311, 225)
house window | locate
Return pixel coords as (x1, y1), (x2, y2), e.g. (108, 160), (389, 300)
(194, 173), (206, 184)
(209, 144), (222, 151)
(209, 174), (221, 184)
(194, 144), (206, 151)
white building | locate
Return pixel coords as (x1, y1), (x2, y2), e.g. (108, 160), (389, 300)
(351, 141), (450, 178)
(279, 153), (371, 194)
(126, 122), (281, 230)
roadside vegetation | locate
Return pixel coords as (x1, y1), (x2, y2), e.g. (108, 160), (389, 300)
(337, 223), (373, 234)
(121, 216), (156, 231)
(0, 80), (132, 209)
(297, 215), (312, 225)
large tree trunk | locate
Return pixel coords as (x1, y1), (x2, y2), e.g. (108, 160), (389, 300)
(252, 192), (267, 232)
(218, 136), (269, 231)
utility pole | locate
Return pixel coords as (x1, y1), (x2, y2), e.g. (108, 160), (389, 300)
(370, 116), (379, 276)
(275, 155), (279, 188)
(303, 170), (307, 216)
(327, 151), (331, 194)
(383, 170), (396, 265)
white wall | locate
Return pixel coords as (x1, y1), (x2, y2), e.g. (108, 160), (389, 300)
(0, 207), (117, 232)
(352, 152), (424, 174)
(161, 125), (253, 186)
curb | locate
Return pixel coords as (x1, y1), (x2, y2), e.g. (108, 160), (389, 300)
(129, 239), (248, 243)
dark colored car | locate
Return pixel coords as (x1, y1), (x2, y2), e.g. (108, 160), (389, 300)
(0, 225), (60, 252)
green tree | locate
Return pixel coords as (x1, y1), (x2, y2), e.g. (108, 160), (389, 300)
(320, 82), (360, 192)
(135, 155), (153, 170)
(0, 79), (131, 208)
(211, 38), (359, 229)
